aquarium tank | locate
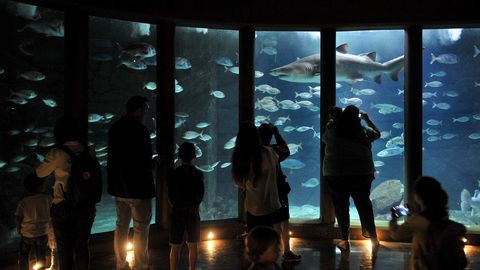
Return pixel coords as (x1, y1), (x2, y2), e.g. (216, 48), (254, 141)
(174, 27), (239, 221)
(88, 16), (157, 233)
(422, 28), (480, 230)
(255, 31), (321, 220)
(0, 1), (64, 252)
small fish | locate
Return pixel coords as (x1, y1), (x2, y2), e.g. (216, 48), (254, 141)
(19, 71), (45, 81)
(468, 133), (480, 140)
(210, 90), (225, 99)
(220, 162), (231, 169)
(117, 42), (156, 58)
(24, 139), (39, 147)
(427, 136), (442, 142)
(422, 92), (437, 98)
(0, 160), (7, 169)
(39, 137), (55, 147)
(351, 88), (376, 96)
(380, 130), (392, 139)
(475, 82), (480, 88)
(0, 67), (4, 75)
(283, 126), (296, 133)
(213, 57), (234, 67)
(12, 89), (38, 99)
(7, 96), (27, 105)
(103, 113), (115, 120)
(280, 159), (306, 170)
(392, 122), (404, 129)
(430, 71), (446, 77)
(424, 81), (443, 88)
(377, 147), (404, 157)
(432, 102), (450, 110)
(195, 122), (210, 128)
(89, 114), (104, 123)
(42, 98), (57, 108)
(199, 134), (212, 142)
(339, 97), (363, 107)
(175, 57), (192, 69)
(225, 66), (239, 74)
(443, 90), (458, 97)
(374, 161), (385, 167)
(265, 88), (280, 95)
(260, 46), (277, 56)
(296, 126), (314, 132)
(254, 71), (264, 78)
(397, 89), (404, 95)
(19, 18), (64, 37)
(175, 84), (184, 93)
(5, 166), (20, 173)
(175, 118), (186, 128)
(473, 114), (480, 121)
(301, 178), (319, 188)
(182, 130), (203, 140)
(118, 56), (147, 70)
(175, 112), (189, 118)
(143, 82), (157, 91)
(150, 132), (157, 139)
(95, 144), (108, 152)
(453, 116), (470, 123)
(426, 119), (442, 126)
(295, 91), (313, 99)
(11, 154), (27, 163)
(474, 45), (480, 58)
(430, 53), (459, 64)
(7, 129), (21, 136)
(288, 143), (302, 155)
(442, 133), (458, 140)
(224, 136), (236, 150)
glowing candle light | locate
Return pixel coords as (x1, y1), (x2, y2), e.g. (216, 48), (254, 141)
(33, 263), (42, 270)
(126, 242), (134, 266)
(289, 230), (292, 236)
(207, 231), (214, 240)
(461, 237), (467, 243)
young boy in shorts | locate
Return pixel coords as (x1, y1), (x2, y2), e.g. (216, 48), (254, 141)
(168, 142), (205, 270)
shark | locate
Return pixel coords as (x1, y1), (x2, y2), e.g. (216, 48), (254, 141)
(269, 43), (404, 84)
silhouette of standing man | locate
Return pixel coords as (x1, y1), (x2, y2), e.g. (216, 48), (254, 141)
(108, 96), (155, 270)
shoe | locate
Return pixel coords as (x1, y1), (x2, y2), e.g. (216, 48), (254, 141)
(336, 240), (350, 253)
(283, 250), (302, 262)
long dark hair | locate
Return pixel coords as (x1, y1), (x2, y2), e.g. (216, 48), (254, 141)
(54, 115), (81, 145)
(231, 122), (263, 185)
(415, 176), (449, 222)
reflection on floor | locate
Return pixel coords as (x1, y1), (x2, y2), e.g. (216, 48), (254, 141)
(2, 238), (480, 269)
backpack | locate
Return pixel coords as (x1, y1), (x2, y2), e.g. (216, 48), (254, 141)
(59, 145), (103, 207)
(425, 219), (468, 270)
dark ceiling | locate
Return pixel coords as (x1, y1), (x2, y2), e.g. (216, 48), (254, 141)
(13, 0), (480, 28)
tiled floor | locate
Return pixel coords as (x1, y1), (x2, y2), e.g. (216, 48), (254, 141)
(2, 238), (480, 269)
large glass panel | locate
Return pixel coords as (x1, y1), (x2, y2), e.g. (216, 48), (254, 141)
(423, 28), (480, 231)
(89, 17), (157, 233)
(0, 1), (64, 253)
(256, 31), (321, 220)
(336, 30), (405, 226)
(174, 27), (239, 221)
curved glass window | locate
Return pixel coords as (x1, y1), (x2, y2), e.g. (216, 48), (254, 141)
(174, 27), (239, 221)
(255, 31), (321, 220)
(0, 1), (64, 252)
(423, 28), (480, 231)
(336, 30), (405, 227)
(88, 17), (157, 233)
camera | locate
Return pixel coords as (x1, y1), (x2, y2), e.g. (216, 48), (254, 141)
(391, 205), (410, 218)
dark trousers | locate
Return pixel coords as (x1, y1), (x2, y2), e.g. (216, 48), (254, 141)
(50, 201), (95, 270)
(326, 175), (377, 240)
(18, 235), (48, 270)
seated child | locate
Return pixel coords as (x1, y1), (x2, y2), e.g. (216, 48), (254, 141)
(168, 142), (205, 270)
(15, 173), (52, 270)
(245, 226), (282, 270)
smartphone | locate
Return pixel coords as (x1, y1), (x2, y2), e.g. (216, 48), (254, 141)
(392, 205), (410, 218)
